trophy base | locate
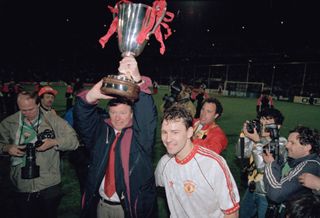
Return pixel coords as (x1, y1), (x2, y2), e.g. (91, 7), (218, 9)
(101, 75), (140, 100)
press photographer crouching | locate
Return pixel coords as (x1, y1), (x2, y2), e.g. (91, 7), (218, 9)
(162, 80), (196, 117)
(0, 91), (79, 218)
(236, 108), (287, 218)
(263, 126), (320, 218)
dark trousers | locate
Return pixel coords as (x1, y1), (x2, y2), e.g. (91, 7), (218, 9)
(14, 184), (63, 218)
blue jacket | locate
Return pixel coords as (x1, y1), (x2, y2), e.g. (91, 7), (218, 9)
(74, 91), (158, 218)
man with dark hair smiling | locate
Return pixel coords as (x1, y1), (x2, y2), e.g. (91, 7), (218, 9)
(155, 104), (240, 218)
(263, 126), (320, 217)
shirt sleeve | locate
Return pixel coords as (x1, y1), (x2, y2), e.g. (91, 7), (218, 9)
(212, 156), (240, 214)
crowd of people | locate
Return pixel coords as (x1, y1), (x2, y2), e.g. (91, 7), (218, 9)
(0, 56), (319, 218)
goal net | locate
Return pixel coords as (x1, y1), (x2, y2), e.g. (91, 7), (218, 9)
(223, 81), (264, 97)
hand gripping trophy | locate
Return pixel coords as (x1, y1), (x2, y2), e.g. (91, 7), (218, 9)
(99, 0), (174, 100)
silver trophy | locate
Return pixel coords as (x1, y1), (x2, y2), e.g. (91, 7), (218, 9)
(99, 1), (173, 100)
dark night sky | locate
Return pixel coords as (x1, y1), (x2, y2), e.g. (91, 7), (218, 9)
(1, 0), (320, 80)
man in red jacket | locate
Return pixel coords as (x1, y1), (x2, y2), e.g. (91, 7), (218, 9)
(192, 97), (228, 154)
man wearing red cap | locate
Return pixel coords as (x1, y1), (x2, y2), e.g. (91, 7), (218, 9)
(38, 86), (58, 115)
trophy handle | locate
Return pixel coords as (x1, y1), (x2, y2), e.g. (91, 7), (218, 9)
(112, 3), (119, 19)
(148, 6), (167, 37)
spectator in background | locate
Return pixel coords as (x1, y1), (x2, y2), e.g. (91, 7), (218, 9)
(65, 83), (74, 111)
(73, 77), (83, 95)
(176, 83), (196, 117)
(3, 81), (17, 115)
(161, 80), (196, 117)
(153, 80), (159, 94)
(14, 82), (23, 94)
(218, 84), (223, 94)
(2, 82), (9, 106)
(191, 83), (209, 118)
(0, 81), (6, 115)
(309, 93), (315, 105)
(34, 81), (41, 92)
(263, 126), (320, 217)
(38, 86), (58, 115)
(192, 97), (228, 154)
(155, 104), (240, 218)
(256, 90), (273, 116)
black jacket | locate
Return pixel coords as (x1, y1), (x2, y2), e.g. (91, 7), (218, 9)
(74, 91), (158, 218)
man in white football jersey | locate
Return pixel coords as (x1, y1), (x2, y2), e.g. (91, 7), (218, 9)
(155, 105), (240, 218)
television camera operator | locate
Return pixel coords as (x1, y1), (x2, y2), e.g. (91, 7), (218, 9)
(162, 80), (196, 117)
(263, 126), (320, 218)
(0, 91), (79, 218)
(236, 108), (287, 218)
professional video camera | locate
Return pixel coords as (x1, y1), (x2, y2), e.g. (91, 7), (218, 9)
(163, 81), (182, 109)
(246, 119), (262, 134)
(21, 129), (55, 179)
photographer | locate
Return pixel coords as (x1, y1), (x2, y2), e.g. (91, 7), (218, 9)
(162, 81), (196, 117)
(263, 126), (320, 217)
(0, 91), (79, 218)
(237, 108), (287, 218)
(191, 83), (209, 118)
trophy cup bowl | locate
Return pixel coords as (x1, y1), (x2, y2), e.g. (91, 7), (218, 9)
(101, 2), (165, 100)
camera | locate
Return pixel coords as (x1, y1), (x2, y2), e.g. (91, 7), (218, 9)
(263, 142), (277, 157)
(264, 124), (279, 140)
(246, 119), (261, 134)
(263, 124), (281, 163)
(163, 81), (182, 109)
(21, 143), (40, 179)
(162, 94), (176, 104)
(21, 129), (55, 179)
(35, 129), (56, 147)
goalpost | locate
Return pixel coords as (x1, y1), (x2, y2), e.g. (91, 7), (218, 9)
(223, 81), (264, 97)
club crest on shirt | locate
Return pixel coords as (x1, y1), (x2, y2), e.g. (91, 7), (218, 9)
(184, 180), (196, 195)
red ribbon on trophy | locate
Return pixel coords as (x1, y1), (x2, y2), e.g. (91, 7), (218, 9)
(99, 0), (174, 54)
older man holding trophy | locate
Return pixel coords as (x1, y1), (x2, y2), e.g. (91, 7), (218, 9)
(74, 1), (173, 218)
